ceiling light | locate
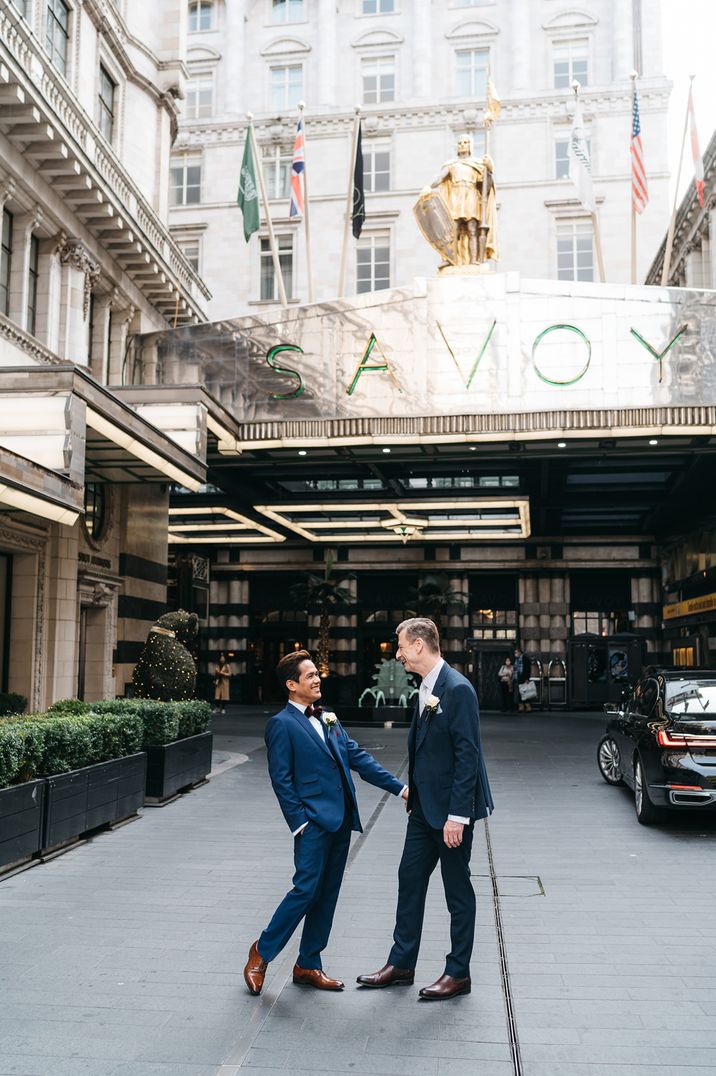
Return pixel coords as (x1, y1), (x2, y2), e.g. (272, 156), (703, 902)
(469, 446), (477, 452)
(557, 441), (567, 448)
(382, 447), (391, 454)
(298, 449), (307, 456)
(648, 438), (658, 446)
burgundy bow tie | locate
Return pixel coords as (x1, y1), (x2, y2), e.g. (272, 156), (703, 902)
(304, 704), (323, 719)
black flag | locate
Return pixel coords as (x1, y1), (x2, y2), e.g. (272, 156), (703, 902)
(352, 122), (365, 239)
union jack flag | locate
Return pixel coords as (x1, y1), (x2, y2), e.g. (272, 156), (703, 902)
(289, 115), (305, 218)
(631, 89), (648, 214)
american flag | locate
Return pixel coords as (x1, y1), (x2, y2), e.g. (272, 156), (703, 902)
(289, 115), (305, 218)
(688, 85), (705, 207)
(631, 89), (648, 214)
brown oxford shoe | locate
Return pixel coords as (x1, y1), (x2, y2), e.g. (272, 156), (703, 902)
(292, 965), (345, 991)
(356, 963), (415, 988)
(243, 940), (268, 996)
(418, 973), (471, 1001)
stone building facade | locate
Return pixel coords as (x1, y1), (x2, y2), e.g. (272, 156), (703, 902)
(170, 0), (670, 319)
(0, 0), (211, 709)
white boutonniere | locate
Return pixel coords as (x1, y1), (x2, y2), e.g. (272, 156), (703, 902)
(322, 711), (338, 731)
(423, 694), (440, 719)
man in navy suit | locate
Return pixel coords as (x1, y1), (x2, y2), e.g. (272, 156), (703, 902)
(244, 650), (407, 995)
(358, 617), (493, 1000)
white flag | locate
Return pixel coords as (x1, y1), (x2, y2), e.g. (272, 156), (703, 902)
(568, 98), (595, 213)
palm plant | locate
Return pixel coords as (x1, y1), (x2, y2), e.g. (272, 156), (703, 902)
(289, 561), (356, 678)
(408, 574), (468, 631)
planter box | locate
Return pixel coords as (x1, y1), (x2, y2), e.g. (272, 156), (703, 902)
(42, 752), (147, 852)
(145, 731), (213, 802)
(0, 779), (45, 872)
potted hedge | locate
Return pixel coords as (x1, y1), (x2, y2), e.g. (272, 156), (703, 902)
(0, 708), (146, 870)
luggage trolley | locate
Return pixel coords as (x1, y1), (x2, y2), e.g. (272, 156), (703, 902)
(528, 655), (545, 709)
(547, 657), (567, 709)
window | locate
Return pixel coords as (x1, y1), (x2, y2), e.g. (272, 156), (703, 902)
(272, 0), (304, 23)
(260, 234), (294, 301)
(555, 135), (591, 180)
(84, 482), (107, 541)
(262, 144), (292, 199)
(455, 47), (489, 98)
(98, 65), (116, 142)
(364, 142), (390, 193)
(557, 219), (593, 282)
(186, 76), (214, 119)
(362, 0), (395, 12)
(46, 0), (70, 77)
(0, 210), (12, 317)
(188, 0), (213, 31)
(362, 56), (395, 105)
(553, 39), (588, 89)
(270, 64), (303, 112)
(26, 234), (39, 335)
(356, 232), (390, 293)
(179, 239), (200, 272)
(170, 154), (202, 205)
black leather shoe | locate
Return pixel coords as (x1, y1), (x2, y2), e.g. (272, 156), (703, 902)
(419, 973), (471, 1000)
(356, 963), (415, 988)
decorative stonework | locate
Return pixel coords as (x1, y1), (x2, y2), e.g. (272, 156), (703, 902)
(60, 240), (101, 319)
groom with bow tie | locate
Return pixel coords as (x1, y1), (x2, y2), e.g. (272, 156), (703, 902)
(244, 649), (407, 995)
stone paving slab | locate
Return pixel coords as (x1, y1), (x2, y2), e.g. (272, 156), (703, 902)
(2, 707), (716, 1075)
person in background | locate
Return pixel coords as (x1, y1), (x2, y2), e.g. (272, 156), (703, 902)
(513, 647), (531, 712)
(497, 655), (514, 713)
(213, 652), (231, 714)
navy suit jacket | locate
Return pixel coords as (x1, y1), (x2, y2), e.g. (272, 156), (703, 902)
(265, 703), (405, 834)
(408, 662), (494, 829)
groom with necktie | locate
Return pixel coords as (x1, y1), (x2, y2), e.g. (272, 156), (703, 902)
(358, 617), (493, 1000)
(244, 649), (407, 995)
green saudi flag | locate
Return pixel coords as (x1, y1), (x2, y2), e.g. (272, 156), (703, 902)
(237, 130), (260, 241)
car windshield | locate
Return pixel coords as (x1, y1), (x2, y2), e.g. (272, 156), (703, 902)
(666, 680), (716, 716)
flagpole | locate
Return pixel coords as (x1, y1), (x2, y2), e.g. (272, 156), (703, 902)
(246, 112), (288, 307)
(630, 71), (638, 285)
(338, 106), (361, 299)
(660, 75), (694, 287)
(298, 102), (314, 305)
(573, 81), (606, 283)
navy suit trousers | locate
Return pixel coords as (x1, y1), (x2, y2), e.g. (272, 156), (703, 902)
(258, 805), (352, 970)
(388, 791), (476, 979)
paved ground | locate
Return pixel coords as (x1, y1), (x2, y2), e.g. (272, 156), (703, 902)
(1, 706), (716, 1076)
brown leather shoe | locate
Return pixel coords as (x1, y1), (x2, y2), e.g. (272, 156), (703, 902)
(356, 963), (415, 988)
(419, 973), (471, 1000)
(243, 940), (268, 996)
(292, 965), (345, 990)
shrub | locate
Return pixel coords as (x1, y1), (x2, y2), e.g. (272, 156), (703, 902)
(175, 700), (212, 739)
(136, 700), (180, 747)
(47, 699), (90, 716)
(0, 692), (27, 717)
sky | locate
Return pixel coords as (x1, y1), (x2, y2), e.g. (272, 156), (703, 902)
(661, 0), (716, 202)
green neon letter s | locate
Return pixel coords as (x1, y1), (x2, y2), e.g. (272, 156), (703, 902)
(266, 344), (305, 400)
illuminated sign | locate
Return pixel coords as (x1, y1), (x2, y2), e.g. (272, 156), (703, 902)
(663, 592), (716, 621)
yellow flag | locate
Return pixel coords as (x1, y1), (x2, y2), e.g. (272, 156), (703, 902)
(486, 77), (501, 123)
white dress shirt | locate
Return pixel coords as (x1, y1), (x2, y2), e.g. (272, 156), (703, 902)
(286, 699), (406, 836)
(418, 659), (469, 827)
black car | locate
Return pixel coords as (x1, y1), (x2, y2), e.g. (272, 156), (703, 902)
(597, 670), (716, 824)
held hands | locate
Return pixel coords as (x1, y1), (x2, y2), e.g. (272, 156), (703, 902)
(443, 819), (464, 849)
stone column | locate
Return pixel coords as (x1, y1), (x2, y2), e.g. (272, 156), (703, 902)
(709, 210), (716, 287)
(519, 575), (539, 650)
(140, 332), (161, 384)
(107, 298), (136, 384)
(632, 574), (659, 658)
(223, 0), (246, 115)
(510, 0), (530, 92)
(34, 233), (64, 351)
(613, 0), (633, 80)
(548, 574), (568, 657)
(42, 522), (81, 705)
(318, 0), (337, 108)
(7, 209), (42, 331)
(412, 2), (432, 101)
(89, 293), (112, 384)
(58, 240), (99, 366)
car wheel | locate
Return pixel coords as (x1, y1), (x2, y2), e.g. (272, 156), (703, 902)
(597, 736), (624, 786)
(634, 757), (661, 825)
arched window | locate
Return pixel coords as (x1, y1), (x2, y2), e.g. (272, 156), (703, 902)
(188, 0), (213, 33)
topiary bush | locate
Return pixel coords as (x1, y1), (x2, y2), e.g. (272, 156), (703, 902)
(46, 699), (90, 716)
(175, 700), (212, 739)
(0, 692), (27, 717)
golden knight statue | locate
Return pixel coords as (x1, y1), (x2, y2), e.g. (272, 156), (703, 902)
(414, 135), (499, 269)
